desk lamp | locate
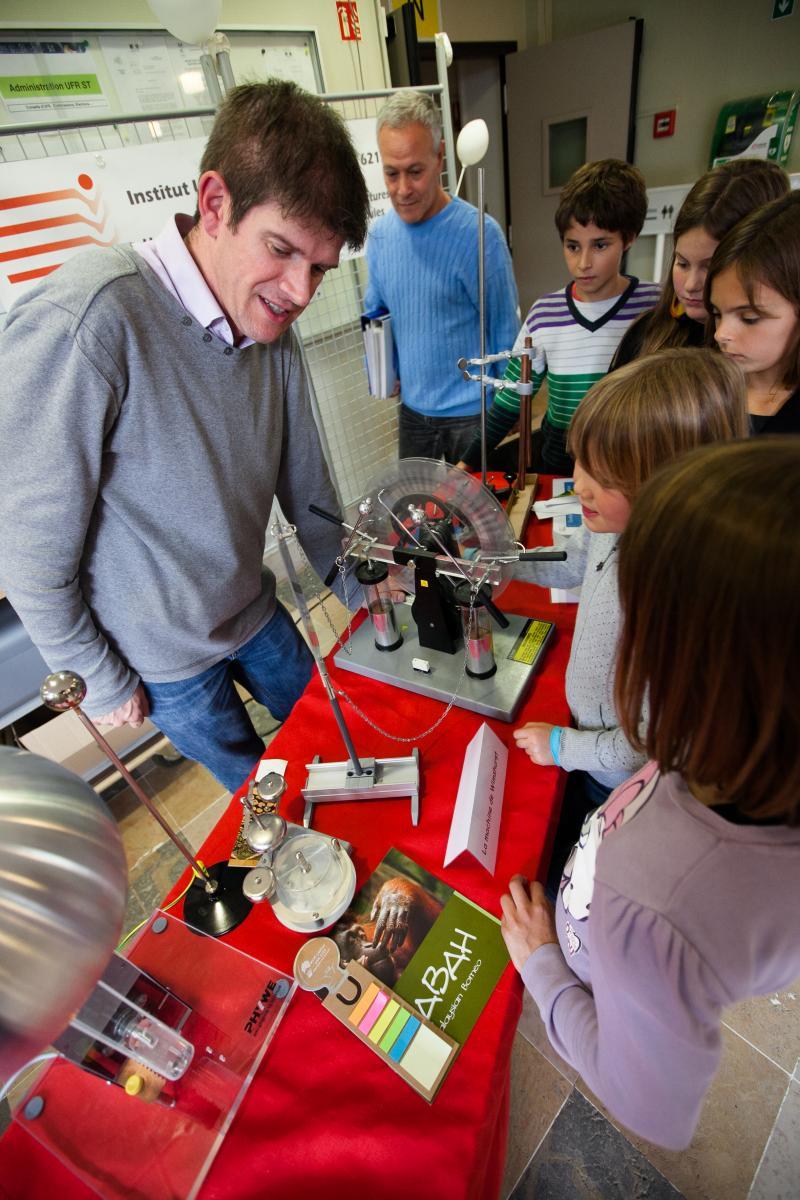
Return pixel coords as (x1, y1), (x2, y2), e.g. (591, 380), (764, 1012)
(146, 0), (234, 104)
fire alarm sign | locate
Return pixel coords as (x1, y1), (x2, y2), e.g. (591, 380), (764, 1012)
(653, 110), (676, 139)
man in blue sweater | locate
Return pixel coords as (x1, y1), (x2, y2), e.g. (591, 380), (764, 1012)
(365, 91), (519, 461)
(0, 82), (369, 794)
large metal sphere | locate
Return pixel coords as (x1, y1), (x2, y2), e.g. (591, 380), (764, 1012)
(40, 670), (87, 712)
(0, 747), (128, 1083)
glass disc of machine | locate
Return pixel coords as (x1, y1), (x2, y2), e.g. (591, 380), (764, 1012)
(272, 832), (355, 929)
(352, 458), (518, 600)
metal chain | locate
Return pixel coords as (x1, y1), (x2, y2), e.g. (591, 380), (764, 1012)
(291, 536), (354, 657)
(333, 588), (478, 744)
(284, 525), (483, 743)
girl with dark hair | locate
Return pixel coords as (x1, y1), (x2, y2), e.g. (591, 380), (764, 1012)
(612, 159), (788, 368)
(708, 190), (800, 433)
(501, 437), (800, 1151)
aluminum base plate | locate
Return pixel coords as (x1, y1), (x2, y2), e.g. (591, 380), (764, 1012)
(302, 750), (420, 827)
(334, 611), (553, 723)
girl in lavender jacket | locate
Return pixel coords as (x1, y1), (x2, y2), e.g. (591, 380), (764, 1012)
(501, 438), (800, 1149)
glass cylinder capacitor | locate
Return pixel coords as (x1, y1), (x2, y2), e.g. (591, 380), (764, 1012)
(454, 582), (497, 679)
(356, 560), (402, 652)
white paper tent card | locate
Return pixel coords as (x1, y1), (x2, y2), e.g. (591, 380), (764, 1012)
(444, 722), (507, 874)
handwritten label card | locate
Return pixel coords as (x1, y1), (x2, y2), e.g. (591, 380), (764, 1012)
(444, 723), (507, 874)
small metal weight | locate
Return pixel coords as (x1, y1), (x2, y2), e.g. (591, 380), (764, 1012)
(242, 773), (288, 854)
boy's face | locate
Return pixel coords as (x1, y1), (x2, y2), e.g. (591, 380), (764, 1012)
(562, 220), (631, 302)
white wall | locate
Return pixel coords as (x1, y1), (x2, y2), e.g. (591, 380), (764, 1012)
(527, 0), (800, 186)
(439, 0), (527, 48)
(0, 0), (390, 94)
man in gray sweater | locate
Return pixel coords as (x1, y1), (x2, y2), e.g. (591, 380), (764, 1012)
(0, 81), (369, 793)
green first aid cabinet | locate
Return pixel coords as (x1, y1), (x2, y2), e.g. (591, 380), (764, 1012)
(710, 89), (799, 167)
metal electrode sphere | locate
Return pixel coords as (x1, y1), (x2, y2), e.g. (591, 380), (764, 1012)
(0, 747), (128, 1081)
(39, 670), (252, 939)
(40, 669), (87, 712)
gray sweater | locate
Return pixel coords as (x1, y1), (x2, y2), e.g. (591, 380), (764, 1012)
(0, 248), (345, 716)
(514, 525), (646, 787)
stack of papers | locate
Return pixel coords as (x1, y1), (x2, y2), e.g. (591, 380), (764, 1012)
(544, 478), (582, 606)
(361, 307), (397, 399)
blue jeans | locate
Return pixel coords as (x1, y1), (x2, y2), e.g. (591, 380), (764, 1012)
(142, 603), (313, 794)
(398, 404), (480, 463)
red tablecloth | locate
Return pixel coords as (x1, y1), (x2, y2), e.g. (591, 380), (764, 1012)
(0, 480), (576, 1200)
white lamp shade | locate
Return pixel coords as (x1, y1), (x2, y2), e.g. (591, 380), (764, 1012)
(456, 119), (490, 167)
(146, 0), (221, 45)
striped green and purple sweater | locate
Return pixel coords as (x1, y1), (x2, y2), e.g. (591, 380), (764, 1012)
(462, 277), (661, 468)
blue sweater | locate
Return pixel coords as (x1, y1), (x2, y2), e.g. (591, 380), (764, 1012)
(364, 197), (519, 418)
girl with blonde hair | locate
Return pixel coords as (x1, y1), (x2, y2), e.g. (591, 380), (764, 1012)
(513, 347), (748, 893)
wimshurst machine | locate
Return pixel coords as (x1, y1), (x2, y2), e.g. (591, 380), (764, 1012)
(281, 121), (563, 826)
(312, 458), (565, 723)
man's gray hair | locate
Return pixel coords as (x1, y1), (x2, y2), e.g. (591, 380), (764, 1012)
(376, 90), (442, 150)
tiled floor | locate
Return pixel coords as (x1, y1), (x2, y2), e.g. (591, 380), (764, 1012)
(4, 559), (799, 1198)
(501, 988), (800, 1200)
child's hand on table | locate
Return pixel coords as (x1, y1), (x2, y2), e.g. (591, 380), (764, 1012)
(500, 876), (558, 971)
(513, 721), (555, 765)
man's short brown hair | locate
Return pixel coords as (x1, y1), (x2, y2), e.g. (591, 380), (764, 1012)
(555, 159), (648, 243)
(615, 437), (800, 825)
(197, 81), (369, 249)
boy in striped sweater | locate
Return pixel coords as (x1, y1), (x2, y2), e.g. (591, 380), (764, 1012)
(458, 160), (660, 475)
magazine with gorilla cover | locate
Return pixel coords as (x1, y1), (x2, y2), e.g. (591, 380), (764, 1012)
(329, 846), (509, 1044)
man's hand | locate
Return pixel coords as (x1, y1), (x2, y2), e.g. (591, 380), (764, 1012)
(513, 721), (555, 765)
(95, 683), (150, 728)
(391, 379), (401, 397)
(454, 460), (470, 472)
(500, 876), (558, 972)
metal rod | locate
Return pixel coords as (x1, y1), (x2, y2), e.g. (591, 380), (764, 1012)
(318, 84), (444, 102)
(478, 166), (487, 487)
(434, 35), (457, 188)
(200, 53), (224, 106)
(216, 49), (236, 94)
(241, 789), (267, 831)
(72, 709), (216, 892)
(0, 86), (449, 142)
(0, 108), (216, 138)
(517, 336), (533, 483)
(272, 521), (364, 776)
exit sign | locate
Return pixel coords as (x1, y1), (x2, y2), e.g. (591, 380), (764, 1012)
(772, 0), (794, 19)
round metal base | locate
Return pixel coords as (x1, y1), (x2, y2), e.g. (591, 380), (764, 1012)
(466, 662), (497, 680)
(374, 635), (403, 652)
(183, 860), (252, 937)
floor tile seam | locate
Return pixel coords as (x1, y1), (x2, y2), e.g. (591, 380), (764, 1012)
(746, 1068), (798, 1199)
(160, 788), (228, 832)
(177, 790), (231, 834)
(721, 1020), (792, 1079)
(505, 1088), (573, 1199)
